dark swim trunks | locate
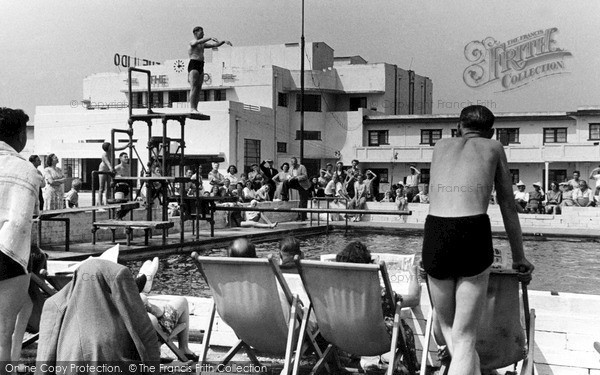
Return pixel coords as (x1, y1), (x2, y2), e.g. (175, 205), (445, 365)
(188, 59), (204, 74)
(422, 214), (493, 280)
(0, 251), (26, 281)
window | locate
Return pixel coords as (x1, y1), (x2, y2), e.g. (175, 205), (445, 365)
(369, 168), (389, 183)
(295, 130), (322, 141)
(543, 128), (567, 143)
(589, 124), (600, 140)
(496, 128), (520, 145)
(244, 139), (261, 173)
(278, 92), (288, 107)
(131, 92), (145, 108)
(168, 91), (187, 107)
(296, 94), (321, 112)
(214, 89), (226, 101)
(420, 129), (442, 145)
(151, 92), (163, 108)
(548, 169), (567, 185)
(509, 169), (520, 185)
(62, 158), (81, 179)
(451, 129), (459, 137)
(277, 142), (287, 153)
(349, 97), (367, 111)
(420, 168), (430, 184)
(368, 130), (389, 146)
(198, 90), (210, 102)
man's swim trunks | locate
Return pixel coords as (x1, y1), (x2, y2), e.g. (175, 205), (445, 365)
(422, 214), (493, 279)
(0, 251), (26, 281)
(188, 59), (204, 74)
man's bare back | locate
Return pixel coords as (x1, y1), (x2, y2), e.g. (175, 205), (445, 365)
(428, 135), (504, 217)
(423, 105), (533, 375)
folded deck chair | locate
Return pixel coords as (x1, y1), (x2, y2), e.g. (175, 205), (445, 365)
(421, 269), (535, 375)
(192, 254), (323, 375)
(295, 258), (418, 375)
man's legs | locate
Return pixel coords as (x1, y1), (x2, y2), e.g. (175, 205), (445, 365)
(280, 180), (290, 201)
(428, 268), (490, 375)
(0, 274), (30, 372)
(295, 182), (309, 220)
(188, 70), (202, 112)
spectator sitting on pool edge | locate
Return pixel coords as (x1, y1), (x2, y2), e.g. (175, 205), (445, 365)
(228, 238), (257, 258)
(278, 237), (303, 271)
(241, 200), (278, 229)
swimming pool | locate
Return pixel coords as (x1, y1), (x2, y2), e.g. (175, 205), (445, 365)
(128, 231), (600, 297)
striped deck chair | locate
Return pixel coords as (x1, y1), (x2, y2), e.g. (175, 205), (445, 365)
(295, 258), (419, 375)
(421, 269), (535, 375)
(192, 253), (323, 375)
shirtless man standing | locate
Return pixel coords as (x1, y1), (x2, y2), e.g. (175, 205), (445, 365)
(422, 105), (534, 375)
(188, 26), (232, 113)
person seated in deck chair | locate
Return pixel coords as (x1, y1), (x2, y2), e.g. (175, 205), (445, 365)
(335, 241), (420, 370)
(227, 238), (257, 258)
(36, 258), (160, 365)
(278, 237), (303, 271)
(135, 257), (199, 362)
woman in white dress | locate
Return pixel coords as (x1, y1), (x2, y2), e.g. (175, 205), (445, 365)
(43, 153), (66, 210)
(272, 162), (291, 200)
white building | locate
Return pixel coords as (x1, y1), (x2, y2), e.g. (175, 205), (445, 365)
(34, 41), (432, 190)
(358, 108), (600, 195)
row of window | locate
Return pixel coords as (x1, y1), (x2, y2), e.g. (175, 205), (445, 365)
(130, 90), (227, 108)
(395, 168), (564, 187)
(367, 126), (600, 146)
(277, 93), (369, 112)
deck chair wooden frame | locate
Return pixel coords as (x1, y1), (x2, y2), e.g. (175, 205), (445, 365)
(192, 253), (324, 375)
(21, 273), (58, 348)
(146, 312), (189, 362)
(294, 258), (418, 375)
(420, 269), (535, 375)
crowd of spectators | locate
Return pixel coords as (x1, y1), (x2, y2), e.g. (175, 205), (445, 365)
(509, 170), (600, 215)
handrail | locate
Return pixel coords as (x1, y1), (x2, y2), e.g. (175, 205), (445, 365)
(212, 205), (411, 216)
(128, 67), (153, 117)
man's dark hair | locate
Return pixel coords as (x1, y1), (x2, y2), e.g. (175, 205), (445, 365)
(228, 238), (256, 258)
(29, 154), (39, 163)
(336, 241), (371, 264)
(279, 237), (302, 269)
(102, 142), (111, 152)
(280, 237), (301, 255)
(193, 26), (203, 34)
(573, 170), (580, 175)
(459, 105), (495, 130)
(352, 159), (359, 164)
(119, 152), (127, 158)
(0, 107), (28, 140)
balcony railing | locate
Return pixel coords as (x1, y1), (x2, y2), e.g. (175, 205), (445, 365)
(355, 143), (600, 163)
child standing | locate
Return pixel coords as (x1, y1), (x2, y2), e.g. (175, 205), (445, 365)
(65, 178), (82, 208)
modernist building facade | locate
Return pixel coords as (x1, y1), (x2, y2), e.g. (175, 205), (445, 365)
(354, 108), (600, 194)
(34, 41), (432, 190)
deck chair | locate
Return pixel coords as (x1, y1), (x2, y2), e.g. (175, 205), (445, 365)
(192, 253), (323, 375)
(21, 273), (58, 348)
(421, 269), (535, 375)
(295, 258), (419, 375)
(146, 310), (189, 362)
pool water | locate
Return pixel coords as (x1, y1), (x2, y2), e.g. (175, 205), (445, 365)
(127, 232), (600, 297)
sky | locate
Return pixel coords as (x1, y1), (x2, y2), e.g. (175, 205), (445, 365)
(1, 0), (599, 118)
